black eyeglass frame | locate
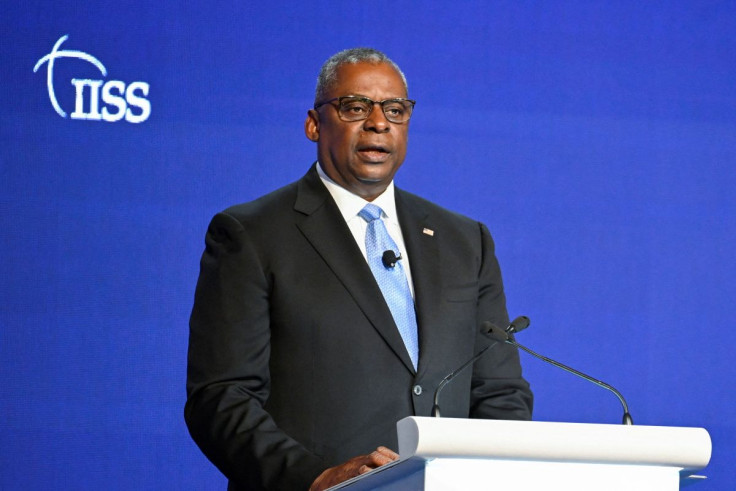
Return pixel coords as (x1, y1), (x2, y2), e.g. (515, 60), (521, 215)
(313, 95), (417, 124)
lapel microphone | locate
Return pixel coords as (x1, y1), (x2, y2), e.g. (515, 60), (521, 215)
(485, 318), (634, 425)
(382, 250), (402, 268)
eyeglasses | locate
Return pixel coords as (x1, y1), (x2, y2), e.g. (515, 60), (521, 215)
(314, 95), (416, 124)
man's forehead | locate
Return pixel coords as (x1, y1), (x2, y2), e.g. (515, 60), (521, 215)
(330, 62), (407, 96)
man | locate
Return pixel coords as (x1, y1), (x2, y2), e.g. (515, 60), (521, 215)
(185, 48), (533, 491)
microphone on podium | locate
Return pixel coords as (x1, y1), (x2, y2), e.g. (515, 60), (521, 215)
(431, 316), (529, 417)
(484, 318), (634, 425)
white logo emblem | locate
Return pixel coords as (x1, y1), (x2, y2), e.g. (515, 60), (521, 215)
(33, 35), (151, 123)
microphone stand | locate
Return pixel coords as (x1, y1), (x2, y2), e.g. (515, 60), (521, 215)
(431, 342), (497, 417)
(506, 337), (633, 425)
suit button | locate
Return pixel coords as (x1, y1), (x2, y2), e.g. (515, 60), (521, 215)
(413, 385), (423, 396)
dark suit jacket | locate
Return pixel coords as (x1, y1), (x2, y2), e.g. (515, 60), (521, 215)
(185, 164), (533, 490)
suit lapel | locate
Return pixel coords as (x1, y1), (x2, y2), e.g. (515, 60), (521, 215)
(294, 165), (416, 373)
(395, 190), (443, 378)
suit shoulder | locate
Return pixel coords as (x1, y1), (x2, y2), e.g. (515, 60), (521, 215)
(220, 180), (299, 225)
(397, 188), (480, 229)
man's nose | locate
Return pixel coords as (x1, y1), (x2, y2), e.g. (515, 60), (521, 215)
(363, 103), (390, 132)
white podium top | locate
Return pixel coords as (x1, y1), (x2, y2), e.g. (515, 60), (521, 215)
(397, 416), (712, 471)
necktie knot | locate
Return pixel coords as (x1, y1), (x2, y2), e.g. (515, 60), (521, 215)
(358, 203), (383, 223)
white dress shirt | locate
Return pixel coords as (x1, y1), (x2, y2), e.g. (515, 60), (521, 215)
(316, 163), (415, 298)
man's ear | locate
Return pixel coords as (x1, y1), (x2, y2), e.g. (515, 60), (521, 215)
(304, 109), (320, 142)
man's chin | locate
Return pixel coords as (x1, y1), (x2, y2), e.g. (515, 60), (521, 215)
(357, 176), (384, 184)
(350, 175), (394, 201)
(354, 161), (400, 185)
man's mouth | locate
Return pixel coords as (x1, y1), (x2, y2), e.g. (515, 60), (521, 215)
(357, 145), (390, 162)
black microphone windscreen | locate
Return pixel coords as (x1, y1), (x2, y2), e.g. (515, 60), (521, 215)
(509, 315), (530, 333)
(483, 321), (509, 342)
(382, 250), (400, 268)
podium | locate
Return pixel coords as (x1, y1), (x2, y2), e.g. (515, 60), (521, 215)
(331, 417), (712, 490)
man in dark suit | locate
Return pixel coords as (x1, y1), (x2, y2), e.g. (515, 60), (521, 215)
(185, 48), (533, 491)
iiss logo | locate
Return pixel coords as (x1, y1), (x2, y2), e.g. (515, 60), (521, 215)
(33, 34), (151, 123)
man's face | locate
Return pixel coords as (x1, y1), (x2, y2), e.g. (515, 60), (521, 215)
(305, 62), (409, 201)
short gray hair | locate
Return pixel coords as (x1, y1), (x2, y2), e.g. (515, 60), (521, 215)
(314, 48), (408, 104)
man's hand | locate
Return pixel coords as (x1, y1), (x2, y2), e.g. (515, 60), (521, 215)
(309, 446), (400, 491)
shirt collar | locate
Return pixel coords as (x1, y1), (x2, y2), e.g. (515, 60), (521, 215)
(316, 162), (398, 223)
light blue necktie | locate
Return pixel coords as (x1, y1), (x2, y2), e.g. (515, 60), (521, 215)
(358, 203), (419, 369)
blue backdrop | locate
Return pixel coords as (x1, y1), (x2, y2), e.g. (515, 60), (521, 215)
(2, 1), (734, 489)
